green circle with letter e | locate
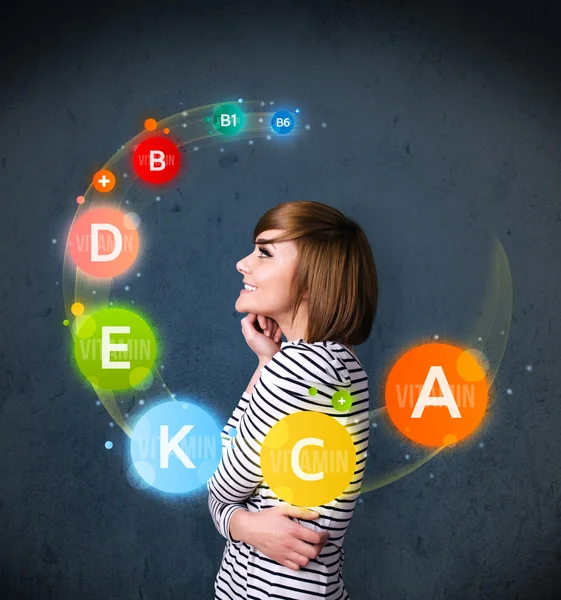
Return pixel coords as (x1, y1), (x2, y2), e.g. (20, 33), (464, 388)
(73, 308), (156, 391)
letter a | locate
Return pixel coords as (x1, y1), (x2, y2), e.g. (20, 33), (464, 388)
(410, 366), (462, 419)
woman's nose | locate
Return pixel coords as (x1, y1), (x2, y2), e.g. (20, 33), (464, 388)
(237, 259), (248, 275)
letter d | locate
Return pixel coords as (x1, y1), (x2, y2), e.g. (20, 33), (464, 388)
(91, 223), (123, 262)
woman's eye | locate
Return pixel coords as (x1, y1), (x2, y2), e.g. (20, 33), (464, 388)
(258, 246), (272, 258)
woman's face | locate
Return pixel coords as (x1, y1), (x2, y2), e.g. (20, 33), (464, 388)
(235, 229), (305, 321)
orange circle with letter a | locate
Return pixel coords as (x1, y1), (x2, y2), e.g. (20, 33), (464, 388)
(384, 343), (488, 447)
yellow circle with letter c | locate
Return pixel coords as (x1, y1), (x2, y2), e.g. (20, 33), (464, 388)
(261, 411), (357, 507)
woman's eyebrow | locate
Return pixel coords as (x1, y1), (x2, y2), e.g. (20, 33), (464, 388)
(255, 238), (277, 249)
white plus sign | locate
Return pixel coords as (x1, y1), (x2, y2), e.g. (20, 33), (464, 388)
(338, 398), (345, 405)
(98, 175), (111, 187)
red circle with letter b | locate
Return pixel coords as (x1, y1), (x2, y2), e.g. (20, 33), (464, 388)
(133, 136), (181, 184)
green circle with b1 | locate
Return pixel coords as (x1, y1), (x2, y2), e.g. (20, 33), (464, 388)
(73, 307), (157, 391)
(213, 103), (244, 135)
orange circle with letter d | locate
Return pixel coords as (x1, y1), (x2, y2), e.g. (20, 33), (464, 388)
(385, 343), (488, 447)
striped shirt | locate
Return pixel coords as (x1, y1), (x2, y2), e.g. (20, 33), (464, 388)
(207, 339), (370, 599)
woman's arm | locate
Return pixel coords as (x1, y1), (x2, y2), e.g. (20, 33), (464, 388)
(207, 360), (269, 542)
(206, 344), (353, 505)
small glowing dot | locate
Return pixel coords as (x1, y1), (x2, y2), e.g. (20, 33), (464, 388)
(182, 111), (187, 117)
(162, 383), (166, 388)
(76, 195), (85, 204)
(238, 98), (243, 103)
(63, 319), (70, 326)
(295, 108), (300, 113)
(429, 473), (434, 479)
(136, 272), (141, 277)
(266, 135), (271, 140)
(71, 302), (85, 316)
(478, 441), (484, 448)
(194, 146), (199, 151)
(124, 413), (129, 418)
(156, 196), (161, 201)
(405, 454), (410, 460)
(92, 290), (97, 295)
(358, 498), (364, 504)
(125, 200), (129, 204)
(506, 388), (513, 395)
(124, 285), (130, 291)
(371, 422), (377, 428)
(526, 365), (533, 372)
(355, 419), (358, 423)
(109, 422), (114, 427)
(105, 441), (113, 449)
(478, 337), (483, 341)
(163, 127), (170, 134)
(123, 172), (128, 178)
(55, 281), (59, 285)
(139, 399), (145, 405)
(160, 365), (165, 369)
(305, 124), (310, 130)
(321, 122), (327, 128)
(182, 123), (187, 128)
(52, 239), (57, 244)
(434, 334), (439, 340)
(144, 118), (157, 131)
(131, 300), (135, 304)
(258, 117), (263, 123)
(500, 330), (505, 335)
(171, 393), (176, 399)
(95, 400), (101, 406)
(269, 101), (274, 105)
(109, 301), (113, 306)
(248, 140), (253, 145)
(220, 148), (224, 152)
(260, 101), (265, 106)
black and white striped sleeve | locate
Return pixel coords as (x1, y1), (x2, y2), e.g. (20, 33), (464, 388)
(207, 391), (252, 542)
(206, 344), (354, 507)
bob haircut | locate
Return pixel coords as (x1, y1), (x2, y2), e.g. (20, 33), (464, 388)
(251, 200), (378, 346)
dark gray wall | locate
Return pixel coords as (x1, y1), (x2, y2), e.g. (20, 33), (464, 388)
(1, 1), (560, 598)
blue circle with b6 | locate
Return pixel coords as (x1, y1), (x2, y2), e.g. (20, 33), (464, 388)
(271, 111), (295, 134)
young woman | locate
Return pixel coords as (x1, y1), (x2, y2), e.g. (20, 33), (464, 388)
(207, 200), (378, 599)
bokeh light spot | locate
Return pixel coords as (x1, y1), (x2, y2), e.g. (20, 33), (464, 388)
(71, 302), (85, 316)
(144, 118), (157, 131)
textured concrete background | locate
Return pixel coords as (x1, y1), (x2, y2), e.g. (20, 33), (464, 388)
(1, 0), (560, 598)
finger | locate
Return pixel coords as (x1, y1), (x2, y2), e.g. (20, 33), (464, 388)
(257, 314), (267, 334)
(291, 523), (325, 546)
(283, 560), (301, 571)
(291, 539), (320, 560)
(268, 321), (278, 338)
(242, 313), (257, 326)
(282, 505), (319, 519)
(287, 551), (309, 567)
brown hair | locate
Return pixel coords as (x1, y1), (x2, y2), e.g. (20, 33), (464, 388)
(252, 200), (377, 346)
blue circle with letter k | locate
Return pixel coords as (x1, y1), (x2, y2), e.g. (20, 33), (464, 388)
(130, 400), (221, 493)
